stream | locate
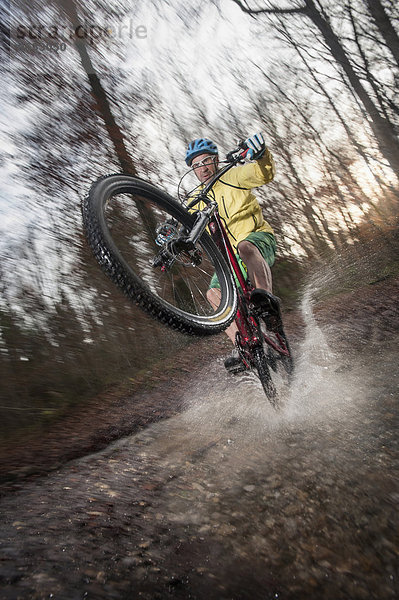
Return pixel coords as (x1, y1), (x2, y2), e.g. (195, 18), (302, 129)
(0, 284), (398, 599)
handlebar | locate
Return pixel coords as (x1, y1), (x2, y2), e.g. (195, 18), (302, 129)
(225, 140), (249, 163)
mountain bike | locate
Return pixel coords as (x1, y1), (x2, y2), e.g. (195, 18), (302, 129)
(82, 144), (293, 406)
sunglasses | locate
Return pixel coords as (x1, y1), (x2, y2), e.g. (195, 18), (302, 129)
(191, 156), (217, 169)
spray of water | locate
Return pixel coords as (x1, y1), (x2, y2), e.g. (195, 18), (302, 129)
(175, 280), (370, 449)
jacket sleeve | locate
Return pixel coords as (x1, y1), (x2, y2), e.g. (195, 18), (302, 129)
(225, 148), (275, 189)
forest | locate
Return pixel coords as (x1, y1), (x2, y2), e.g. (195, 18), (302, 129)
(1, 0), (398, 436)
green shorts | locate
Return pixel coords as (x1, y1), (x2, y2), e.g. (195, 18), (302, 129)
(209, 231), (276, 290)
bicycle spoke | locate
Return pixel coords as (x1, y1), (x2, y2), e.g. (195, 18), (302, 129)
(104, 197), (216, 316)
(183, 272), (209, 316)
(83, 175), (236, 335)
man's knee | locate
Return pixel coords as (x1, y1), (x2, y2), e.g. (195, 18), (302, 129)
(238, 240), (257, 262)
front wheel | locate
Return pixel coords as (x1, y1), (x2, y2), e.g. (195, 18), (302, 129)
(82, 174), (237, 336)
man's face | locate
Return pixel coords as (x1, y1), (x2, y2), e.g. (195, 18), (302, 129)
(191, 153), (218, 183)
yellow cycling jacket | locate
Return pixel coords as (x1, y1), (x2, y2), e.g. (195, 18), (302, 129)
(189, 149), (275, 252)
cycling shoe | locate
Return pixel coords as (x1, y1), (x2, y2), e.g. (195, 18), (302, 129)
(250, 288), (283, 332)
(224, 349), (246, 373)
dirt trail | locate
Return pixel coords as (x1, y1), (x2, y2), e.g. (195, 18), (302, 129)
(0, 277), (398, 599)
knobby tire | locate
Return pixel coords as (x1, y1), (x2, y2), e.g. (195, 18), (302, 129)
(252, 345), (278, 407)
(82, 174), (237, 336)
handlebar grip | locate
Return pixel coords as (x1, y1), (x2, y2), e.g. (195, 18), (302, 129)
(225, 144), (249, 163)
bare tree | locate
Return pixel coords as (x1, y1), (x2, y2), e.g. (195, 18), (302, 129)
(56, 0), (138, 176)
(365, 0), (399, 69)
(231, 0), (399, 174)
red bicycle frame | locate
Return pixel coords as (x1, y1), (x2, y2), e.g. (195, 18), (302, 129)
(209, 211), (290, 360)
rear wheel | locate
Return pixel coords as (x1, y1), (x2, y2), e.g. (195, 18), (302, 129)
(82, 174), (237, 336)
(252, 346), (278, 407)
(235, 308), (286, 408)
(262, 321), (294, 401)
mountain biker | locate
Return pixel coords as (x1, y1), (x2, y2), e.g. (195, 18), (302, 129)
(185, 133), (282, 372)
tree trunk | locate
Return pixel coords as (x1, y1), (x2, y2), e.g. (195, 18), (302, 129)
(56, 0), (160, 239)
(56, 0), (137, 176)
(366, 0), (399, 70)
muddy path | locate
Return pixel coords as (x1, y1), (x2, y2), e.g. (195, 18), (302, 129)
(0, 277), (398, 600)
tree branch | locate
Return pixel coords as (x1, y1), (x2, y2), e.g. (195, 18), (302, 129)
(231, 0), (305, 16)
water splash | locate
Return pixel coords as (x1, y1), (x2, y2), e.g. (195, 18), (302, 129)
(284, 286), (350, 420)
(179, 282), (369, 445)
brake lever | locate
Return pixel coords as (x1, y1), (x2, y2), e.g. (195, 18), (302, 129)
(225, 141), (249, 164)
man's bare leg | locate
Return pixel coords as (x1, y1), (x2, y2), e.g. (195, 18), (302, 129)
(207, 242), (274, 349)
(206, 288), (237, 345)
(238, 240), (281, 332)
(237, 240), (272, 292)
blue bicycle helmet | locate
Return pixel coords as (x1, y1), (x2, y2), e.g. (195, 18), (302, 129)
(185, 138), (218, 166)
